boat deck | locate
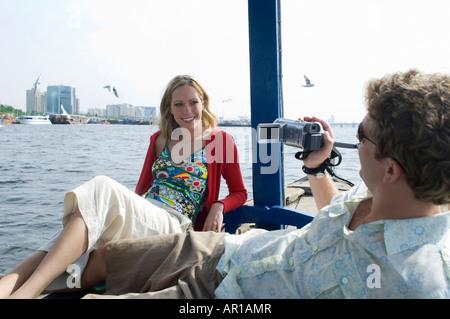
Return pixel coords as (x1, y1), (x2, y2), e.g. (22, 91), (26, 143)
(245, 176), (352, 216)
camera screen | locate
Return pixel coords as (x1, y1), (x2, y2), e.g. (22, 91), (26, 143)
(257, 124), (280, 143)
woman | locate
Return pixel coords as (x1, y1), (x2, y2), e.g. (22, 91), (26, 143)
(0, 75), (247, 299)
(136, 75), (247, 232)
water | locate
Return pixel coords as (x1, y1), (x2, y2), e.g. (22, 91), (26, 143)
(0, 124), (361, 273)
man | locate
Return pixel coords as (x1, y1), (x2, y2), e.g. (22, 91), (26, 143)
(8, 69), (449, 299)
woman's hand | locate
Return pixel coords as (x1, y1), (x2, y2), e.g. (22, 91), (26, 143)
(202, 202), (224, 232)
(300, 116), (335, 168)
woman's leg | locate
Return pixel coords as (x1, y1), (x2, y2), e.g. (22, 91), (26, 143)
(0, 251), (47, 298)
(2, 175), (185, 298)
(6, 209), (88, 299)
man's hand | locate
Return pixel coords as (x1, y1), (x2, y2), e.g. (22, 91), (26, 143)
(301, 116), (335, 168)
(299, 116), (339, 210)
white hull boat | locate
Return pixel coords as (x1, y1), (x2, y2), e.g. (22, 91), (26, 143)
(18, 115), (52, 125)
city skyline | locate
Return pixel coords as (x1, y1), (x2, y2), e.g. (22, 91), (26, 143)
(25, 81), (157, 118)
(26, 84), (80, 115)
(1, 1), (449, 123)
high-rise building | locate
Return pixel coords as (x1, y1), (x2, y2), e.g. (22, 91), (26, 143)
(26, 88), (47, 113)
(74, 97), (80, 114)
(46, 85), (78, 114)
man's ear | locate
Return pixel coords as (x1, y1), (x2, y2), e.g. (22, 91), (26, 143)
(382, 158), (403, 184)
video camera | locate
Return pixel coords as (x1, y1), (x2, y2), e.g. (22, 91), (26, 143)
(257, 118), (357, 187)
(257, 118), (323, 151)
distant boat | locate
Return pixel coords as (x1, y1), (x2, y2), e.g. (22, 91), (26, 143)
(218, 117), (251, 127)
(49, 106), (74, 124)
(18, 115), (52, 125)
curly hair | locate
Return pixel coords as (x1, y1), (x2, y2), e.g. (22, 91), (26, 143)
(158, 75), (217, 139)
(365, 69), (450, 205)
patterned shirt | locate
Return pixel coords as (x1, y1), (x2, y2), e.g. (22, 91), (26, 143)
(215, 183), (450, 298)
(145, 144), (208, 225)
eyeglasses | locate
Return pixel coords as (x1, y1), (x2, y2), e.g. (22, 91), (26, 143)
(356, 122), (377, 149)
(356, 122), (406, 171)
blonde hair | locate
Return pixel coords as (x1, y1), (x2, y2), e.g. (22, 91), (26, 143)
(158, 75), (217, 138)
(366, 69), (450, 205)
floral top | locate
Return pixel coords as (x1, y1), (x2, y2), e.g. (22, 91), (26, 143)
(144, 144), (208, 225)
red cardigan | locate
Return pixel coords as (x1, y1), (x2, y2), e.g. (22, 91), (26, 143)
(135, 129), (248, 230)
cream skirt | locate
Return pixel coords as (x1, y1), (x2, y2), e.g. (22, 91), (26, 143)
(38, 176), (192, 291)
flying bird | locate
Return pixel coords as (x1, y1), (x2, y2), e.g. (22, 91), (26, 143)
(103, 85), (120, 98)
(302, 75), (315, 88)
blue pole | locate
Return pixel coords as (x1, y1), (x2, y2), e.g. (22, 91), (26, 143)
(248, 0), (284, 207)
(224, 0), (315, 233)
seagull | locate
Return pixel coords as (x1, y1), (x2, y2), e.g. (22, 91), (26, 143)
(103, 85), (120, 98)
(302, 75), (315, 88)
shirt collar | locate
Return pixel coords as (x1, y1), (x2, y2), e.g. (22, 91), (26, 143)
(334, 183), (450, 255)
(382, 211), (450, 255)
(327, 183), (372, 219)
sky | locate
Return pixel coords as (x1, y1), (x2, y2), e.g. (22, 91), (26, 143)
(0, 0), (449, 123)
